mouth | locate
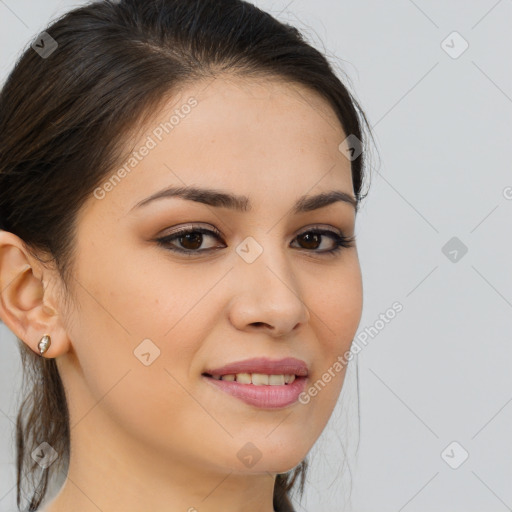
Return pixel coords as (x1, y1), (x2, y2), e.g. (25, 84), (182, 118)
(202, 366), (308, 410)
(201, 357), (309, 409)
(202, 371), (302, 384)
(202, 356), (309, 380)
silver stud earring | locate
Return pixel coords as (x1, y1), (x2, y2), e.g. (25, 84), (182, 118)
(38, 334), (51, 356)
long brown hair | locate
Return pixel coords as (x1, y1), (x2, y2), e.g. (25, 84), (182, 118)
(0, 0), (372, 510)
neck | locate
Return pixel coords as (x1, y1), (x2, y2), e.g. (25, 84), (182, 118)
(43, 407), (278, 512)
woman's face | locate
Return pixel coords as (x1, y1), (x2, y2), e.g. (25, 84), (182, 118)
(55, 75), (363, 478)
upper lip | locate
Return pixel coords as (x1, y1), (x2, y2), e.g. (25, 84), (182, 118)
(203, 357), (309, 377)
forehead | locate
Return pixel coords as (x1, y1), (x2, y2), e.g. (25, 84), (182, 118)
(83, 74), (354, 221)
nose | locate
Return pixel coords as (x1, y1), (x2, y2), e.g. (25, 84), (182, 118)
(227, 245), (310, 337)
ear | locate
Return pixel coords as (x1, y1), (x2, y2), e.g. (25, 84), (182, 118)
(0, 230), (71, 358)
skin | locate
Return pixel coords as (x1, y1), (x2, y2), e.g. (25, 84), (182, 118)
(0, 75), (363, 512)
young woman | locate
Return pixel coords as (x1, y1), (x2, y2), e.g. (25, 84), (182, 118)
(0, 0), (372, 510)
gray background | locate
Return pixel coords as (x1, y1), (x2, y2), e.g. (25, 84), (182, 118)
(1, 0), (511, 511)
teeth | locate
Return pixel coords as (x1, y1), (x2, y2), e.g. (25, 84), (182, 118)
(269, 374), (285, 385)
(212, 373), (296, 385)
(235, 373), (252, 384)
(252, 373), (269, 385)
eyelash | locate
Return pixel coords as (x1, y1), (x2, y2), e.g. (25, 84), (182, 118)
(155, 224), (355, 257)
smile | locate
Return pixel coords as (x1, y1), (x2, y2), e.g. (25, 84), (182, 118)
(202, 373), (308, 409)
(206, 372), (297, 385)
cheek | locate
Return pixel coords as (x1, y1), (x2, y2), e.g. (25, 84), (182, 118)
(69, 255), (225, 402)
(63, 295), (206, 459)
(312, 258), (363, 348)
(75, 245), (205, 347)
(302, 259), (362, 412)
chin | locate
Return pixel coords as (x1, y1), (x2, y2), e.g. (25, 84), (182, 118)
(232, 448), (309, 475)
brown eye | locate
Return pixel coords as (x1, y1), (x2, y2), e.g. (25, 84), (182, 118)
(291, 228), (354, 254)
(296, 232), (322, 250)
(156, 226), (225, 255)
(178, 232), (204, 251)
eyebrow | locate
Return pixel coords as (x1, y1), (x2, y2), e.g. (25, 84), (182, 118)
(130, 185), (357, 214)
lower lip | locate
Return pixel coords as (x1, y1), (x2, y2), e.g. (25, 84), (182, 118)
(202, 374), (308, 409)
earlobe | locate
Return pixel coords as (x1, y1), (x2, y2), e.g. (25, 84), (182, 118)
(0, 230), (69, 358)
